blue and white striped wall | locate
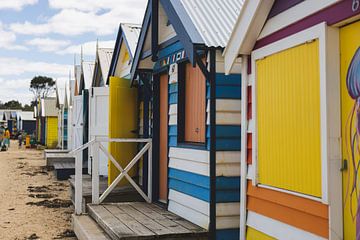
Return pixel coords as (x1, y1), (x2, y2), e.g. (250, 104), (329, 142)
(159, 44), (241, 240)
(153, 41), (241, 239)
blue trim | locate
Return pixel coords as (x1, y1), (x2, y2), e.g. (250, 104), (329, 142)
(160, 0), (199, 65)
(107, 25), (124, 84)
(216, 229), (240, 240)
(158, 41), (183, 59)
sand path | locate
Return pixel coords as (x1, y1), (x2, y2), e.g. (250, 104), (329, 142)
(0, 141), (75, 240)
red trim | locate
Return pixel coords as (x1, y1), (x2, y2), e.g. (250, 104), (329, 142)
(255, 0), (360, 50)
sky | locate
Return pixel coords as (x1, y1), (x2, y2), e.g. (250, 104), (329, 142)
(0, 0), (147, 105)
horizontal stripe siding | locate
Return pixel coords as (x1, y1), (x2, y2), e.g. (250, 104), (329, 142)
(247, 182), (328, 238)
(169, 83), (178, 104)
(247, 227), (275, 240)
(217, 229), (240, 240)
(168, 168), (240, 203)
(169, 190), (240, 217)
(247, 211), (326, 240)
(162, 62), (241, 231)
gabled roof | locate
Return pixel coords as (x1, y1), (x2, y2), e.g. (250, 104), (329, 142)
(223, 0), (275, 74)
(107, 23), (141, 84)
(98, 48), (114, 81)
(131, 0), (243, 79)
(82, 61), (95, 90)
(92, 48), (114, 87)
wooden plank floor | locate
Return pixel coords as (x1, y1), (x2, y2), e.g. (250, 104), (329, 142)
(88, 202), (208, 240)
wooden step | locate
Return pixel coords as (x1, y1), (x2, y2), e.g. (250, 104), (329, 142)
(54, 162), (88, 181)
(46, 153), (74, 167)
(73, 214), (111, 240)
(87, 203), (208, 240)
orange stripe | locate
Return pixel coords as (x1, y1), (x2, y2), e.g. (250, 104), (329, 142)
(247, 182), (328, 238)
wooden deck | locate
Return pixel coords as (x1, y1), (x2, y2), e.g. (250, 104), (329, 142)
(86, 202), (208, 240)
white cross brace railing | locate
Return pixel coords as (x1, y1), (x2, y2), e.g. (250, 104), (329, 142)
(68, 137), (152, 215)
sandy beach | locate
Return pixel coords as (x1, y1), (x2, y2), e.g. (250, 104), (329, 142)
(0, 141), (76, 240)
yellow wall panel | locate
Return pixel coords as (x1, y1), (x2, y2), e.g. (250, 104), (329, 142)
(340, 20), (360, 240)
(108, 77), (138, 186)
(46, 117), (58, 149)
(247, 227), (275, 240)
(257, 40), (322, 197)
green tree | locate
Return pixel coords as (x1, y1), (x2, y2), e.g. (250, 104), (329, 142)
(3, 100), (22, 109)
(29, 76), (55, 101)
(22, 104), (33, 111)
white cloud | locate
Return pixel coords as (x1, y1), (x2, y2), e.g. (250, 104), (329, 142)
(0, 0), (38, 11)
(0, 57), (71, 77)
(10, 0), (147, 36)
(58, 40), (115, 56)
(0, 76), (68, 104)
(26, 37), (71, 52)
(0, 22), (27, 50)
(48, 0), (146, 13)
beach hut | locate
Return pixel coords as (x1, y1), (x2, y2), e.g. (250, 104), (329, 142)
(72, 65), (84, 152)
(106, 23), (141, 185)
(68, 79), (75, 150)
(87, 47), (113, 177)
(130, 1), (243, 238)
(19, 111), (36, 135)
(41, 98), (58, 149)
(224, 1), (360, 239)
(56, 83), (66, 149)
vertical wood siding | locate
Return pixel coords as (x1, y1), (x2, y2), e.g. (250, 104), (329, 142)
(257, 40), (322, 197)
(184, 63), (206, 143)
(159, 73), (169, 202)
(46, 117), (58, 149)
(340, 20), (360, 240)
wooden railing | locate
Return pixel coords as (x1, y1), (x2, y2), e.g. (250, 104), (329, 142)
(68, 137), (152, 215)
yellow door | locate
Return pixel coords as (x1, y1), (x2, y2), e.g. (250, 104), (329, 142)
(108, 77), (138, 186)
(340, 20), (360, 240)
(256, 40), (321, 197)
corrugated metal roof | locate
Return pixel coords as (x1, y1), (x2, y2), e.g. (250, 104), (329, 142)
(98, 48), (114, 81)
(122, 23), (141, 57)
(82, 61), (95, 89)
(178, 0), (244, 48)
(21, 111), (35, 121)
